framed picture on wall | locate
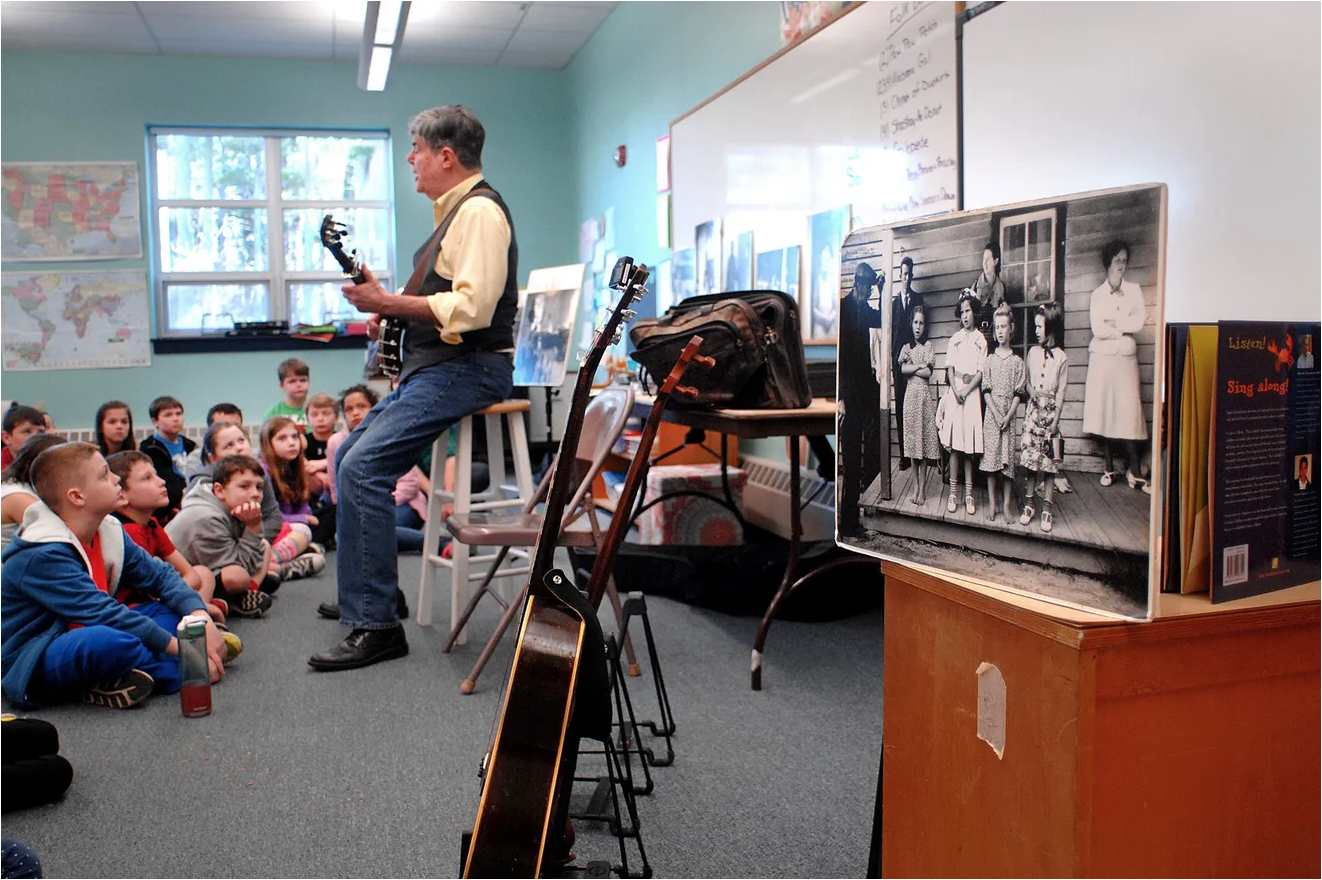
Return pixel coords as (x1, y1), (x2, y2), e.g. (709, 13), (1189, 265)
(755, 245), (800, 302)
(723, 230), (753, 291)
(804, 205), (851, 343)
(695, 218), (722, 296)
(672, 247), (697, 304)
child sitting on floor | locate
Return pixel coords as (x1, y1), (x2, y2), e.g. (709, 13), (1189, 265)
(1, 406), (48, 471)
(2, 434), (66, 552)
(107, 451), (228, 627)
(165, 455), (277, 619)
(258, 417), (326, 578)
(139, 396), (195, 523)
(0, 443), (226, 709)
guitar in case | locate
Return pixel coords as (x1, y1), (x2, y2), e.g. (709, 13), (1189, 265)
(462, 257), (648, 879)
(319, 214), (405, 379)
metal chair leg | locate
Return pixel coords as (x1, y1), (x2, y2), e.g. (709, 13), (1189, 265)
(442, 545), (514, 653)
(460, 583), (528, 695)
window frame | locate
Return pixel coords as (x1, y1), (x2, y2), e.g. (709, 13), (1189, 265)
(147, 125), (395, 338)
(997, 207), (1059, 359)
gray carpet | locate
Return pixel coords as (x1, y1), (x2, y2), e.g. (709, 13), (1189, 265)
(2, 549), (884, 878)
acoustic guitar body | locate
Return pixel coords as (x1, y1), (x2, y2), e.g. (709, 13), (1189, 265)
(465, 594), (586, 878)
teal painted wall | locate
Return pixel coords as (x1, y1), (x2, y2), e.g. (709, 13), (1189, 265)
(0, 52), (572, 427)
(567, 2), (781, 299)
(567, 2), (830, 459)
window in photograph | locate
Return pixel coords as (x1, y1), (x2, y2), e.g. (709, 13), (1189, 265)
(150, 128), (394, 335)
(998, 208), (1057, 356)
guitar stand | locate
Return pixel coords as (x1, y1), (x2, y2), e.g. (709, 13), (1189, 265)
(568, 639), (653, 879)
(575, 569), (677, 769)
(617, 592), (676, 767)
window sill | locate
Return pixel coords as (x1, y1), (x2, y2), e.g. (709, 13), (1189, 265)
(152, 334), (371, 355)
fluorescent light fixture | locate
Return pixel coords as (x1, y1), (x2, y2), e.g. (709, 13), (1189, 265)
(365, 46), (394, 91)
(358, 1), (410, 92)
(374, 0), (403, 45)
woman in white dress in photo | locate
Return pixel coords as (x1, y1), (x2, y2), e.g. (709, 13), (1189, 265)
(1083, 239), (1150, 493)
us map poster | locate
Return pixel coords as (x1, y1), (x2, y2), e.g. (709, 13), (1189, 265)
(1210, 321), (1321, 602)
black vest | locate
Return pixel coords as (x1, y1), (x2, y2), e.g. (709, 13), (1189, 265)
(401, 180), (519, 381)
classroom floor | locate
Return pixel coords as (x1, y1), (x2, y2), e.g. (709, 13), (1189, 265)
(1, 548), (885, 879)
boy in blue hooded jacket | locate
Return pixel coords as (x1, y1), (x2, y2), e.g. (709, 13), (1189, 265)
(1, 442), (227, 709)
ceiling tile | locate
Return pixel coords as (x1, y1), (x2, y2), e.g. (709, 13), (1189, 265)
(0, 0), (614, 67)
(156, 38), (330, 60)
(0, 8), (150, 39)
(140, 1), (334, 21)
(521, 2), (613, 32)
(504, 28), (589, 54)
(405, 1), (529, 31)
(0, 1), (133, 15)
(146, 14), (334, 44)
(403, 25), (514, 52)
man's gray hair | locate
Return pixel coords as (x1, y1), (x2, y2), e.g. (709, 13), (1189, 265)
(409, 105), (485, 170)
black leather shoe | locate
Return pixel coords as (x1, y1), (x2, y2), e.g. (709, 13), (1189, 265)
(317, 589), (410, 621)
(308, 626), (409, 671)
(898, 458), (911, 470)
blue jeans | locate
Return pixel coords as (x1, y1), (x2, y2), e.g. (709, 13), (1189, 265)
(36, 601), (181, 699)
(395, 504), (426, 554)
(335, 352), (513, 628)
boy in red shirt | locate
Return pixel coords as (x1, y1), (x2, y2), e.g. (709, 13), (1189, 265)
(107, 451), (234, 636)
(0, 443), (227, 708)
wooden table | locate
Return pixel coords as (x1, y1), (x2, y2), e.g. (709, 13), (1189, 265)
(630, 396), (842, 689)
(872, 562), (1321, 877)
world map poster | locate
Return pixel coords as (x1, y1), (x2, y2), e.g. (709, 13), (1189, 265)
(2, 271), (151, 370)
(1, 162), (142, 261)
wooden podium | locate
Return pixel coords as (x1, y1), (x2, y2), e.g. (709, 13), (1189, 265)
(874, 563), (1320, 878)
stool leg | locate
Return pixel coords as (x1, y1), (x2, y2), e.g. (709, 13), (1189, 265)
(508, 410), (535, 505)
(485, 412), (507, 500)
(461, 583), (528, 695)
(443, 545), (513, 652)
(450, 418), (475, 646)
(417, 432), (448, 627)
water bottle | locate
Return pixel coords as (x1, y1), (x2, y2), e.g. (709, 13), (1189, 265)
(177, 614), (212, 718)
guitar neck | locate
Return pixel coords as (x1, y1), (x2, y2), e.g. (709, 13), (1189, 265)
(583, 387), (670, 609)
(525, 261), (645, 596)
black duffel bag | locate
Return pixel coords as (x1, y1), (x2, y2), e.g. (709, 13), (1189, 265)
(629, 290), (812, 409)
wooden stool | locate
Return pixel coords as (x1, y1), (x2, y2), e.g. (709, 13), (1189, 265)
(416, 399), (535, 644)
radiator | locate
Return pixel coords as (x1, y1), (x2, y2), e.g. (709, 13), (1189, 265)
(738, 454), (835, 542)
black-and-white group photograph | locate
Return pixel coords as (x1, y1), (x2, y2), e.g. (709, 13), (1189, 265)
(513, 285), (580, 387)
(836, 184), (1167, 618)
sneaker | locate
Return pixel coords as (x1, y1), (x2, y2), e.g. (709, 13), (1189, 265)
(281, 552), (326, 581)
(221, 631), (243, 663)
(83, 669), (154, 709)
(228, 590), (273, 619)
(308, 542), (327, 556)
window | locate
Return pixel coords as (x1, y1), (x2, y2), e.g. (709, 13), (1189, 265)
(998, 208), (1058, 357)
(149, 128), (394, 335)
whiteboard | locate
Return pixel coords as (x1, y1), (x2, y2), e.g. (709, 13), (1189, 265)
(963, 1), (1321, 323)
(670, 0), (959, 259)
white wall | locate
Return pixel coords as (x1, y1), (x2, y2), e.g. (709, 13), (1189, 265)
(962, 1), (1321, 323)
